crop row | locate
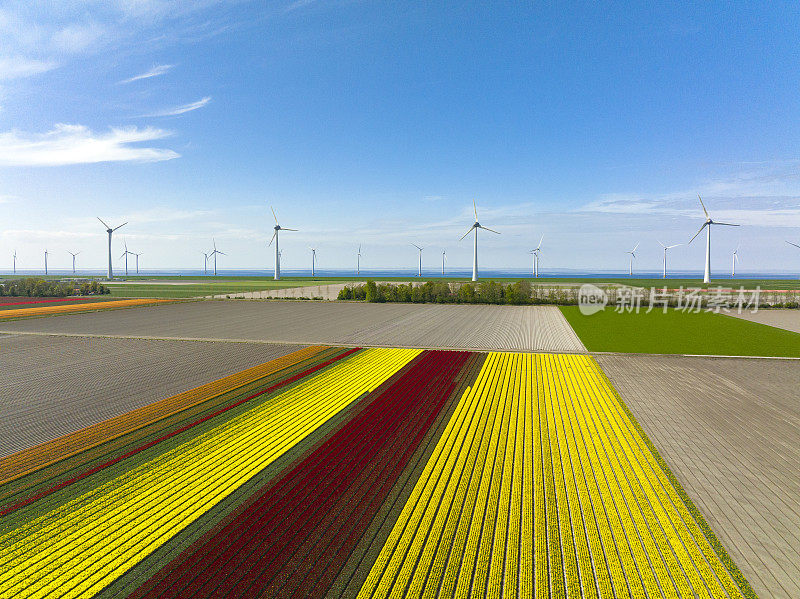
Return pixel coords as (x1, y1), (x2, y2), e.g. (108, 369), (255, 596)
(0, 298), (172, 320)
(131, 350), (472, 598)
(0, 347), (419, 599)
(356, 352), (747, 599)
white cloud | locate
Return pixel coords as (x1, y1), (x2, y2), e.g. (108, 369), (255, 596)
(142, 96), (211, 117)
(0, 56), (55, 80)
(0, 123), (179, 166)
(119, 63), (173, 84)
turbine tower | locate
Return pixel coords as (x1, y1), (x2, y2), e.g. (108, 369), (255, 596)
(731, 245), (739, 278)
(688, 196), (740, 284)
(12, 250), (16, 274)
(412, 244), (424, 277)
(44, 249), (48, 275)
(209, 239), (225, 276)
(529, 235), (543, 277)
(441, 249), (446, 276)
(97, 218), (127, 280)
(133, 252), (142, 275)
(268, 207), (297, 281)
(310, 247), (317, 277)
(357, 245), (362, 276)
(626, 242), (639, 276)
(120, 240), (134, 277)
(657, 241), (681, 279)
(459, 199), (500, 282)
(202, 251), (209, 275)
(67, 251), (80, 274)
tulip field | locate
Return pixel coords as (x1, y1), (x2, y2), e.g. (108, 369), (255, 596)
(0, 297), (174, 320)
(0, 346), (755, 598)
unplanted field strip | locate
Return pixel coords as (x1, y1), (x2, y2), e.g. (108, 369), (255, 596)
(0, 348), (419, 598)
(357, 352), (750, 599)
(0, 345), (328, 487)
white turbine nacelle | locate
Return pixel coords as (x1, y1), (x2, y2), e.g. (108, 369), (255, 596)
(459, 199), (499, 282)
(688, 196), (739, 284)
(268, 206), (297, 280)
(98, 217), (127, 280)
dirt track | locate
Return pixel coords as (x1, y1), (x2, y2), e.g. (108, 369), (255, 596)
(0, 300), (586, 353)
(0, 334), (299, 457)
(728, 309), (800, 334)
(597, 354), (800, 599)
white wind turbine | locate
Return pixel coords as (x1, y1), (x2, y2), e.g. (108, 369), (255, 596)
(528, 235), (543, 277)
(731, 245), (740, 278)
(67, 251), (80, 274)
(98, 218), (127, 280)
(133, 252), (142, 275)
(120, 240), (134, 277)
(441, 249), (446, 276)
(268, 207), (297, 281)
(12, 250), (17, 274)
(459, 200), (500, 282)
(688, 196), (740, 284)
(202, 251), (209, 275)
(310, 247), (317, 277)
(626, 242), (639, 276)
(657, 241), (681, 279)
(44, 249), (49, 275)
(412, 244), (424, 277)
(357, 245), (362, 276)
(786, 241), (800, 277)
(209, 239), (225, 276)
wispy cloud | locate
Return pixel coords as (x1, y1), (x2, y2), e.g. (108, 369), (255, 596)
(0, 56), (55, 80)
(0, 123), (179, 166)
(119, 64), (174, 84)
(142, 96), (211, 117)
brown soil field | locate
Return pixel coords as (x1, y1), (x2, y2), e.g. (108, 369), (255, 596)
(597, 354), (800, 599)
(0, 300), (587, 353)
(0, 334), (300, 457)
(728, 309), (800, 334)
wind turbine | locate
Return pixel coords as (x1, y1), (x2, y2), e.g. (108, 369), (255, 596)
(120, 240), (134, 277)
(268, 206), (297, 281)
(44, 249), (49, 275)
(688, 196), (740, 284)
(731, 245), (740, 278)
(202, 251), (209, 275)
(310, 247), (317, 277)
(528, 235), (543, 277)
(12, 250), (16, 274)
(67, 251), (80, 274)
(412, 244), (424, 277)
(459, 199), (500, 282)
(357, 245), (362, 276)
(209, 239), (225, 276)
(657, 241), (681, 279)
(133, 252), (142, 275)
(626, 242), (639, 276)
(98, 218), (127, 280)
(441, 249), (446, 276)
(786, 241), (800, 277)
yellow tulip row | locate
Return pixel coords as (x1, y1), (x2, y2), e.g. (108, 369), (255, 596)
(356, 352), (747, 599)
(0, 298), (173, 319)
(0, 347), (419, 599)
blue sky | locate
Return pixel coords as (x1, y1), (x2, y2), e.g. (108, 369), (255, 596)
(1, 1), (800, 274)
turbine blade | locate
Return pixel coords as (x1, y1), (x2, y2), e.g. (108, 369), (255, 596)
(97, 217), (110, 229)
(268, 230), (277, 246)
(271, 206), (278, 224)
(713, 222), (740, 227)
(282, 228), (298, 231)
(473, 199), (478, 220)
(698, 195), (709, 218)
(688, 222), (707, 244)
(459, 226), (475, 241)
(657, 240), (665, 248)
(667, 243), (682, 249)
(786, 241), (800, 249)
(218, 251), (226, 255)
(632, 242), (640, 252)
(480, 226), (500, 234)
(537, 235), (543, 250)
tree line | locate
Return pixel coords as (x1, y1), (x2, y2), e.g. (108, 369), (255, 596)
(337, 280), (560, 305)
(0, 278), (110, 297)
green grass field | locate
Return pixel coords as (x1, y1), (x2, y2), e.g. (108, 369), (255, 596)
(104, 279), (341, 298)
(560, 305), (800, 357)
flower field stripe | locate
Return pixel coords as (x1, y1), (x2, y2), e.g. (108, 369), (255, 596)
(0, 297), (80, 306)
(572, 356), (748, 598)
(0, 298), (173, 320)
(0, 345), (330, 491)
(0, 346), (355, 518)
(132, 350), (469, 599)
(0, 348), (419, 599)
